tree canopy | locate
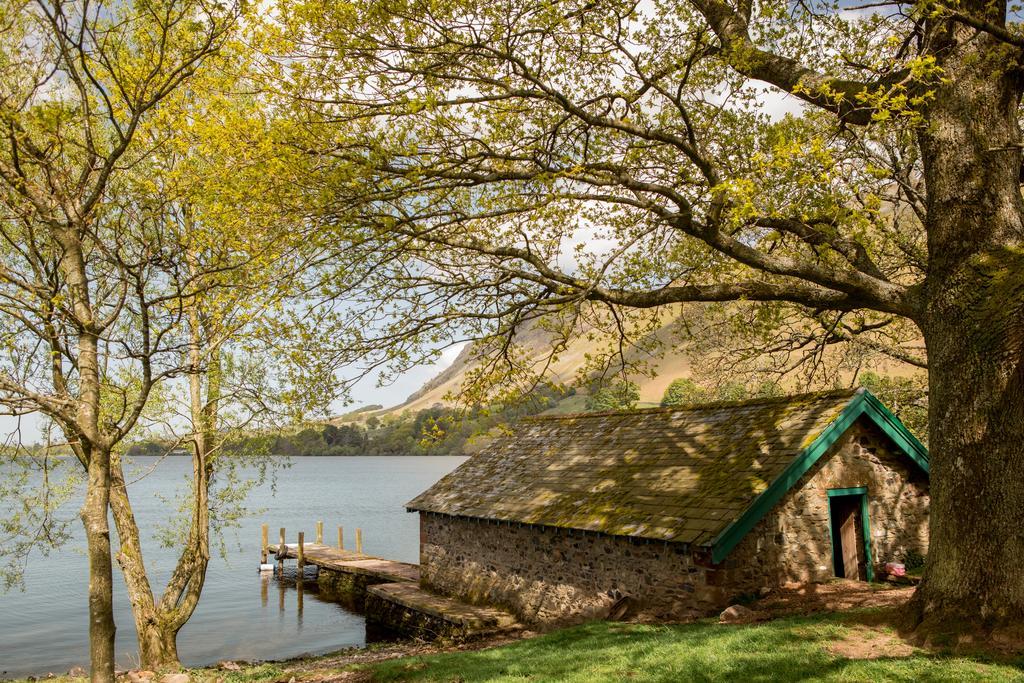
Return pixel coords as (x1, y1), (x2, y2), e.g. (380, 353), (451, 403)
(283, 0), (1024, 635)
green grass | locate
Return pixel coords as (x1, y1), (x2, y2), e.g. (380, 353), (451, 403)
(13, 611), (1021, 683)
(363, 613), (1024, 683)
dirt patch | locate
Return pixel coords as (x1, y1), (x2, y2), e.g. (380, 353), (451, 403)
(826, 625), (917, 660)
(754, 580), (923, 661)
(755, 579), (915, 617)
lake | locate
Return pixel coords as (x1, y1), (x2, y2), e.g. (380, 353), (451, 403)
(0, 455), (466, 678)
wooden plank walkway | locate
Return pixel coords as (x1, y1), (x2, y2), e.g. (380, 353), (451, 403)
(275, 542), (420, 583)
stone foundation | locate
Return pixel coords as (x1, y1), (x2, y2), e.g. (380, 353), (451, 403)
(364, 589), (471, 641)
(317, 567), (392, 609)
(419, 417), (929, 624)
(365, 582), (518, 641)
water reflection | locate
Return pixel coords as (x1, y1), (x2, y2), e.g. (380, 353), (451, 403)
(266, 565), (402, 646)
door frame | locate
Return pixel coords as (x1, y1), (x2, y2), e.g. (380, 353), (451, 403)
(826, 487), (875, 582)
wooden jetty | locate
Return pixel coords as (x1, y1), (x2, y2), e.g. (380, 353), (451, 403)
(261, 522), (519, 640)
(275, 542), (420, 583)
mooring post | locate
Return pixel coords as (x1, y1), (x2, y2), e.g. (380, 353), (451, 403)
(355, 527), (363, 554)
(261, 523), (269, 564)
(316, 520), (323, 545)
(278, 527), (286, 574)
(297, 531), (305, 573)
(337, 525), (344, 550)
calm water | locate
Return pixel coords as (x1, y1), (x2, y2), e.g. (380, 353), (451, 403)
(0, 456), (465, 678)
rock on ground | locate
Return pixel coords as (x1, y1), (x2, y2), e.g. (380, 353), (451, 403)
(158, 674), (190, 683)
(719, 604), (764, 624)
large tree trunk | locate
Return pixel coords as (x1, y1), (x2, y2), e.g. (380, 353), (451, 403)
(109, 445), (212, 671)
(912, 23), (1024, 636)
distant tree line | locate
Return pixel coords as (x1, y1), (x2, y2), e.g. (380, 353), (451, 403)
(127, 389), (571, 458)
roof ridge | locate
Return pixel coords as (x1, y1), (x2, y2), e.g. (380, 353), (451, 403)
(523, 387), (862, 422)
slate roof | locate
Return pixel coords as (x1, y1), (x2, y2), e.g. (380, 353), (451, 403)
(407, 388), (925, 549)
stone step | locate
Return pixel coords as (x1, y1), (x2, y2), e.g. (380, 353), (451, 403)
(366, 582), (520, 639)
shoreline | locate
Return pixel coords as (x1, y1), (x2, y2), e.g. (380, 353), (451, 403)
(3, 631), (531, 683)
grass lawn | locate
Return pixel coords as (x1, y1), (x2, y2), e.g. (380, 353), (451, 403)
(17, 609), (1023, 683)
(358, 612), (1024, 683)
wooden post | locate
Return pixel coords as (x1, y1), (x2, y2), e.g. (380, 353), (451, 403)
(337, 526), (344, 550)
(355, 527), (363, 554)
(297, 531), (305, 573)
(261, 523), (269, 563)
(278, 527), (285, 574)
(316, 520), (323, 545)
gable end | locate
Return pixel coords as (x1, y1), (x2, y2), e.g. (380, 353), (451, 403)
(709, 388), (929, 564)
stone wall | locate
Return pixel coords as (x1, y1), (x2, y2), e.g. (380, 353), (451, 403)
(364, 588), (475, 641)
(419, 512), (719, 623)
(720, 418), (930, 586)
(419, 417), (929, 624)
(317, 567), (391, 610)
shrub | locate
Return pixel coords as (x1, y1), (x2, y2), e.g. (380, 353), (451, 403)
(661, 378), (707, 406)
(586, 381), (640, 411)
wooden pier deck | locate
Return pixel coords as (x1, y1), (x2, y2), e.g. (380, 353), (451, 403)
(275, 543), (420, 583)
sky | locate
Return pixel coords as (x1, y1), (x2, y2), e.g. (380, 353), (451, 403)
(0, 341), (470, 446)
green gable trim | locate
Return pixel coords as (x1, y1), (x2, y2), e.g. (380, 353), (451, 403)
(710, 388), (928, 564)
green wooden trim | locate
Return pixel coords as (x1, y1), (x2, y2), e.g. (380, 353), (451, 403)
(861, 492), (875, 582)
(860, 391), (929, 474)
(826, 488), (874, 582)
(710, 389), (927, 564)
(827, 486), (868, 497)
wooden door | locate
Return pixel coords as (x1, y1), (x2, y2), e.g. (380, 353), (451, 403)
(839, 510), (860, 580)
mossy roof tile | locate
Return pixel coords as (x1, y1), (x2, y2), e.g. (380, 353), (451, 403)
(407, 389), (862, 544)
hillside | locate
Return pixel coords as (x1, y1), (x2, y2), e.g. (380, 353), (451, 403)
(389, 315), (697, 415)
(337, 305), (923, 424)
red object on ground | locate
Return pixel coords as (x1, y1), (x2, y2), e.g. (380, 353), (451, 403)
(885, 562), (906, 577)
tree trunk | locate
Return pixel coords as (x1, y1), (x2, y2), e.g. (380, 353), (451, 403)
(81, 444), (117, 683)
(106, 264), (217, 671)
(109, 464), (182, 671)
(912, 23), (1024, 636)
(69, 294), (116, 681)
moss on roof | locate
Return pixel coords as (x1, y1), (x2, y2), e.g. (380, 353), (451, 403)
(407, 389), (863, 545)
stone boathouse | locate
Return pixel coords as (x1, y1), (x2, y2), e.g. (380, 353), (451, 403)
(406, 388), (930, 624)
